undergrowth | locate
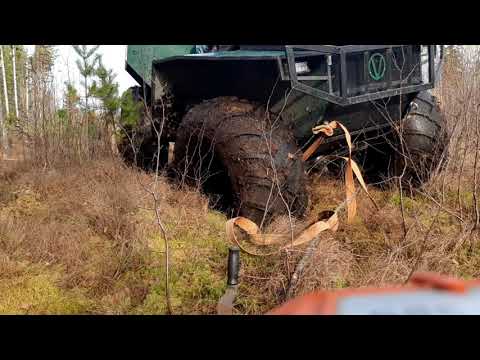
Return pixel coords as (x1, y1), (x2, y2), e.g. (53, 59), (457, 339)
(1, 155), (480, 314)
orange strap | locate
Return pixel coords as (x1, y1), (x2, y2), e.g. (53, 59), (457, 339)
(226, 212), (339, 256)
(225, 121), (378, 255)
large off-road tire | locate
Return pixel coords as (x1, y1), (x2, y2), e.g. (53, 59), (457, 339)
(174, 97), (308, 225)
(394, 91), (448, 186)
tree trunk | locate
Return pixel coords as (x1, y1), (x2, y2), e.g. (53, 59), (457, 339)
(25, 60), (29, 117)
(0, 45), (9, 116)
(84, 70), (88, 111)
(0, 45), (8, 152)
(12, 46), (19, 118)
(84, 71), (89, 156)
(0, 84), (4, 155)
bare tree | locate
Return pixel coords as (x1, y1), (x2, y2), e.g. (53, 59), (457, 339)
(0, 84), (4, 154)
(25, 58), (29, 118)
(12, 46), (19, 118)
(0, 45), (8, 152)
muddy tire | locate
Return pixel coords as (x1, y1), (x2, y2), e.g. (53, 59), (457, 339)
(174, 97), (308, 225)
(394, 91), (448, 186)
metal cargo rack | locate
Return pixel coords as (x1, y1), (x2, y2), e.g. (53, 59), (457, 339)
(280, 45), (437, 106)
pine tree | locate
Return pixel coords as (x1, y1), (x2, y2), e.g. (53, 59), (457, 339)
(31, 45), (56, 116)
(57, 81), (81, 122)
(119, 89), (142, 128)
(72, 45), (100, 112)
(90, 55), (120, 126)
(32, 45), (55, 77)
(89, 54), (126, 153)
(65, 81), (80, 112)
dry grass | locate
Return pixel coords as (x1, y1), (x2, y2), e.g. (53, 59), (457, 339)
(0, 156), (233, 314)
(0, 147), (477, 314)
(0, 159), (151, 313)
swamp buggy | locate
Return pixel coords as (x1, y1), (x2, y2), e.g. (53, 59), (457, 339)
(119, 45), (447, 224)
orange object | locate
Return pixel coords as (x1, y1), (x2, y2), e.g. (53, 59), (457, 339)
(267, 273), (480, 315)
(302, 137), (324, 162)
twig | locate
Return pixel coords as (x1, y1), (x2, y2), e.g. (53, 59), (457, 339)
(149, 93), (173, 315)
(398, 177), (408, 239)
(285, 188), (361, 298)
(153, 192), (173, 314)
(413, 188), (464, 224)
(122, 86), (174, 315)
(286, 234), (333, 300)
(473, 104), (480, 229)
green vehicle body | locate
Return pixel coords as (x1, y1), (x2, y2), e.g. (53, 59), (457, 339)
(126, 45), (193, 85)
(125, 45), (441, 156)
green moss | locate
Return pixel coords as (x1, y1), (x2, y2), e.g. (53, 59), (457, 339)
(389, 193), (417, 212)
(236, 294), (265, 315)
(444, 189), (473, 206)
(416, 208), (459, 235)
(135, 258), (227, 314)
(136, 210), (229, 314)
(0, 273), (91, 314)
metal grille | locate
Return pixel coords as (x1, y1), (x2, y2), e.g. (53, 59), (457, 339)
(282, 45), (436, 106)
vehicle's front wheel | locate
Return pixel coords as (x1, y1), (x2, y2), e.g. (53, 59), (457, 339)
(174, 97), (309, 225)
(393, 91), (448, 186)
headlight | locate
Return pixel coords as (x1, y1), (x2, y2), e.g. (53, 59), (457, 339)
(295, 61), (310, 75)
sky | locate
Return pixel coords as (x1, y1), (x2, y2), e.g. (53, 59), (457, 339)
(25, 45), (139, 103)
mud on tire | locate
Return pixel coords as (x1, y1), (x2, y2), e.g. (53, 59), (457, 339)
(174, 97), (308, 225)
(394, 91), (448, 186)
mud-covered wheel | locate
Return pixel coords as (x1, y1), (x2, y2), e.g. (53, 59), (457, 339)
(174, 97), (308, 225)
(394, 91), (448, 186)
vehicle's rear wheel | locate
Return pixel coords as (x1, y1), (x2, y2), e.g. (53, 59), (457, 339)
(174, 97), (308, 225)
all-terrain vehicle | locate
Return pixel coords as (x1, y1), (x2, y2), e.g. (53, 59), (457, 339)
(119, 45), (447, 224)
